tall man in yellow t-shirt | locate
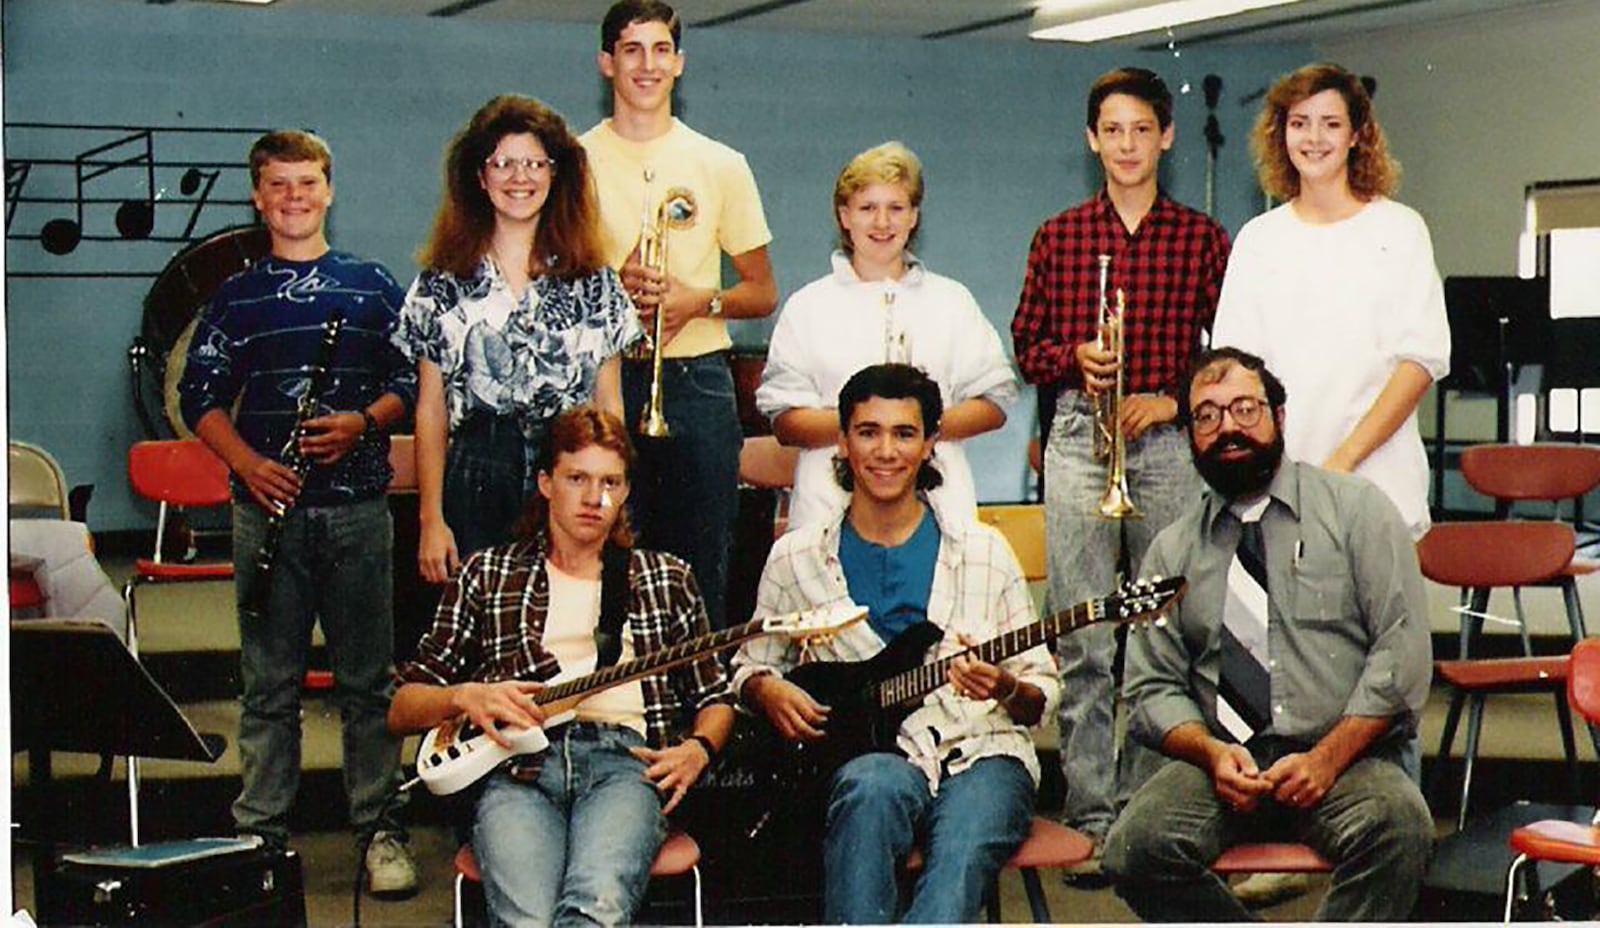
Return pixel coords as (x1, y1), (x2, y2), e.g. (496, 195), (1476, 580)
(582, 0), (778, 630)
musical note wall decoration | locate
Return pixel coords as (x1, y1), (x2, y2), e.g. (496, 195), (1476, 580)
(5, 122), (270, 278)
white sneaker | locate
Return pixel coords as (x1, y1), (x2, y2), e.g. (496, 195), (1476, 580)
(1231, 871), (1311, 908)
(365, 830), (418, 898)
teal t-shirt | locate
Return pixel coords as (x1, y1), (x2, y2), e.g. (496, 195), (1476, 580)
(839, 508), (939, 643)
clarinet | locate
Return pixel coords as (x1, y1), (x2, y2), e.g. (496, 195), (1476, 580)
(246, 312), (345, 615)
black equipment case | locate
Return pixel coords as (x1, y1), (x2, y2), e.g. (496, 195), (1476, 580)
(39, 843), (306, 927)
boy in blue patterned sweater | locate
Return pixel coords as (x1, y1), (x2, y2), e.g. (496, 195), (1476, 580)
(177, 129), (420, 896)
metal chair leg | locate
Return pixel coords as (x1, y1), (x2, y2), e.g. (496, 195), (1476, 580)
(1430, 688), (1467, 806)
(1457, 694), (1486, 831)
(1511, 587), (1533, 657)
(1503, 852), (1529, 922)
(690, 863), (703, 928)
(1022, 867), (1052, 923)
(1554, 691), (1580, 803)
(1458, 587), (1490, 658)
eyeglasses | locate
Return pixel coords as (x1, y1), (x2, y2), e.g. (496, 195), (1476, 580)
(483, 155), (556, 177)
(1190, 396), (1269, 435)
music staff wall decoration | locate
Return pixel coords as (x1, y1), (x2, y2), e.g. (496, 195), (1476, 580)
(5, 122), (270, 278)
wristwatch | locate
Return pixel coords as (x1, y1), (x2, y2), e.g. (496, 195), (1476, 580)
(706, 290), (724, 318)
(361, 409), (379, 437)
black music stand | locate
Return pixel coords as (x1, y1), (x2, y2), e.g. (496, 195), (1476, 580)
(11, 619), (219, 916)
(1436, 277), (1549, 515)
(1542, 317), (1600, 541)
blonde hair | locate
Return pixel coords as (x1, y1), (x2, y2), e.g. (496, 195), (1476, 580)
(1250, 63), (1399, 202)
(832, 141), (924, 254)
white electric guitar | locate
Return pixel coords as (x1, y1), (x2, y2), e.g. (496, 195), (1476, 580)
(414, 603), (867, 795)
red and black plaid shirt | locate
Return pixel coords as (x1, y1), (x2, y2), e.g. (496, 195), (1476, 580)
(1011, 190), (1230, 398)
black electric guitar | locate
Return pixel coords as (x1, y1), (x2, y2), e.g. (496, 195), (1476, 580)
(772, 576), (1187, 781)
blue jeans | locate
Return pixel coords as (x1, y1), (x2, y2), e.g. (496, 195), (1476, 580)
(1044, 391), (1200, 838)
(444, 413), (547, 562)
(473, 723), (667, 928)
(824, 754), (1033, 924)
(231, 497), (404, 844)
(1103, 752), (1434, 921)
(623, 353), (741, 630)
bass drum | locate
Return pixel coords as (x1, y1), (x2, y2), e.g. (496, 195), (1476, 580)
(134, 224), (272, 439)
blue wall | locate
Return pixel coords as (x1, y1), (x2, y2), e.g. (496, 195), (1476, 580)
(3, 0), (1311, 530)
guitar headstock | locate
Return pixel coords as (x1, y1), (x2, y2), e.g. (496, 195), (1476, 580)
(760, 602), (869, 641)
(1106, 575), (1186, 630)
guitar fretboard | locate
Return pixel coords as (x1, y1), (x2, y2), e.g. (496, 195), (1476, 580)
(876, 600), (1105, 709)
(533, 616), (769, 705)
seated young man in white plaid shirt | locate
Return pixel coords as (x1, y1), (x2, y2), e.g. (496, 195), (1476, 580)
(732, 363), (1060, 924)
(389, 405), (732, 927)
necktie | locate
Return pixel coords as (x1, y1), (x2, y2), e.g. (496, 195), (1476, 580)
(1217, 518), (1272, 743)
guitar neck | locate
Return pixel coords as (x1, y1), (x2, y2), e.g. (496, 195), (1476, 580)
(533, 616), (768, 713)
(874, 599), (1103, 709)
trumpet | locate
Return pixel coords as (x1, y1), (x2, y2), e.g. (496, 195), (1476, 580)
(1092, 257), (1140, 520)
(630, 192), (696, 438)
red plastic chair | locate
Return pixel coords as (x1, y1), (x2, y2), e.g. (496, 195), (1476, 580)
(453, 830), (703, 927)
(123, 440), (235, 651)
(1211, 841), (1331, 875)
(1455, 444), (1600, 655)
(1503, 637), (1600, 921)
(902, 816), (1095, 922)
(1418, 521), (1584, 829)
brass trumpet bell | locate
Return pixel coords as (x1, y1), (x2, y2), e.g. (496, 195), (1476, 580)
(1097, 470), (1142, 519)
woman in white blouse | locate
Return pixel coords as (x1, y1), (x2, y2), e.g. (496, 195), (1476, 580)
(1211, 64), (1449, 538)
(757, 141), (1017, 531)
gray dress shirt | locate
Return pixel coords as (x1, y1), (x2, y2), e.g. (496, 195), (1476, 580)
(1124, 460), (1431, 754)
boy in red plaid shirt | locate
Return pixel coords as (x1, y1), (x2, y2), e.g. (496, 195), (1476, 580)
(1011, 67), (1230, 865)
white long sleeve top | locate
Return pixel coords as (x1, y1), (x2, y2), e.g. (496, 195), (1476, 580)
(756, 252), (1018, 531)
(1211, 199), (1450, 537)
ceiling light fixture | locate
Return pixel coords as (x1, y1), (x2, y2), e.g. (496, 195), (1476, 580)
(1030, 0), (1309, 42)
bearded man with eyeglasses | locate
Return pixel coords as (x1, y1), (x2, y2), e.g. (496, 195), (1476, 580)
(1102, 346), (1435, 921)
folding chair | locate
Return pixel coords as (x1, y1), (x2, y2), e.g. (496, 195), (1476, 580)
(9, 440), (70, 519)
(10, 441), (71, 616)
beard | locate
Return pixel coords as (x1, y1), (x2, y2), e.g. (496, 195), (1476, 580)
(1191, 429), (1285, 499)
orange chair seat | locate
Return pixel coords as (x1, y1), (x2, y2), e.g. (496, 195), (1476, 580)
(1211, 842), (1331, 874)
(1435, 656), (1568, 691)
(133, 558), (234, 581)
(1509, 820), (1600, 865)
(454, 830), (700, 882)
(903, 817), (1093, 872)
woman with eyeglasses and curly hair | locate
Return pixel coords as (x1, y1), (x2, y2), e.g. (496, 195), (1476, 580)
(394, 95), (642, 581)
(1211, 63), (1448, 539)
